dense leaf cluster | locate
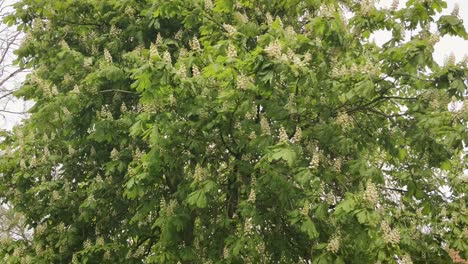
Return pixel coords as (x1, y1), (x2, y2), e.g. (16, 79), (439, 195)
(0, 0), (467, 263)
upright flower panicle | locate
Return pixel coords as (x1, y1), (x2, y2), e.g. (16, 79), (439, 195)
(190, 37), (201, 51)
(326, 231), (341, 253)
(150, 42), (159, 57)
(163, 51), (172, 64)
(390, 0), (399, 11)
(223, 24), (237, 36)
(451, 3), (460, 16)
(204, 0), (213, 10)
(227, 43), (237, 59)
(264, 40), (282, 59)
(104, 48), (113, 64)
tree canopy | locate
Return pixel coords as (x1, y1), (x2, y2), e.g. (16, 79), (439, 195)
(0, 0), (467, 263)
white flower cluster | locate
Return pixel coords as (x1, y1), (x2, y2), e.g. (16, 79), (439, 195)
(110, 148), (119, 161)
(361, 0), (375, 15)
(332, 60), (380, 78)
(333, 158), (342, 172)
(326, 231), (341, 253)
(150, 42), (159, 57)
(247, 189), (256, 203)
(390, 0), (399, 11)
(363, 181), (379, 206)
(260, 115), (271, 135)
(444, 52), (456, 66)
(320, 5), (335, 19)
(163, 51), (172, 64)
(204, 0), (213, 10)
(309, 147), (321, 169)
(451, 3), (460, 16)
(99, 106), (113, 120)
(292, 126), (302, 143)
(60, 40), (70, 50)
(235, 12), (248, 23)
(301, 201), (310, 216)
(236, 74), (252, 90)
(223, 24), (237, 36)
(266, 13), (274, 26)
(227, 43), (237, 59)
(110, 25), (122, 37)
(156, 33), (163, 45)
(381, 220), (400, 246)
(123, 6), (135, 17)
(190, 37), (201, 51)
(278, 126), (289, 142)
(179, 48), (188, 59)
(335, 112), (353, 129)
(174, 30), (183, 40)
(244, 217), (253, 234)
(177, 65), (187, 78)
(428, 33), (440, 46)
(192, 65), (201, 76)
(400, 254), (413, 264)
(265, 40), (283, 59)
(104, 48), (113, 64)
(193, 164), (204, 181)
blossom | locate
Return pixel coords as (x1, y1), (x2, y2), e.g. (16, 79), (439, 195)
(236, 74), (252, 90)
(260, 115), (271, 135)
(156, 33), (163, 45)
(278, 126), (289, 142)
(429, 33), (440, 46)
(235, 12), (248, 23)
(120, 102), (128, 113)
(266, 13), (273, 25)
(292, 126), (302, 143)
(363, 181), (378, 206)
(309, 148), (321, 169)
(381, 220), (400, 245)
(163, 51), (172, 64)
(110, 148), (119, 161)
(104, 48), (113, 64)
(227, 43), (237, 58)
(110, 25), (121, 37)
(326, 232), (341, 253)
(445, 52), (456, 66)
(223, 24), (237, 36)
(301, 201), (309, 216)
(390, 0), (399, 11)
(333, 158), (342, 172)
(194, 164), (204, 181)
(264, 40), (282, 59)
(336, 111), (353, 129)
(177, 65), (187, 78)
(150, 42), (159, 57)
(204, 0), (213, 10)
(192, 65), (201, 76)
(451, 3), (459, 16)
(247, 189), (256, 203)
(400, 254), (413, 264)
(60, 40), (70, 50)
(125, 6), (135, 16)
(174, 30), (183, 40)
(361, 0), (374, 15)
(190, 37), (201, 51)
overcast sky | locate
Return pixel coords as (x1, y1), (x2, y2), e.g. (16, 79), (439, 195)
(0, 0), (467, 130)
(376, 0), (468, 64)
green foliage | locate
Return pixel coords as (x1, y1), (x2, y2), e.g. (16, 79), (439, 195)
(0, 0), (467, 263)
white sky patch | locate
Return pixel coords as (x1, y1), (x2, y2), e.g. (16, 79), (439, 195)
(374, 0), (468, 65)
